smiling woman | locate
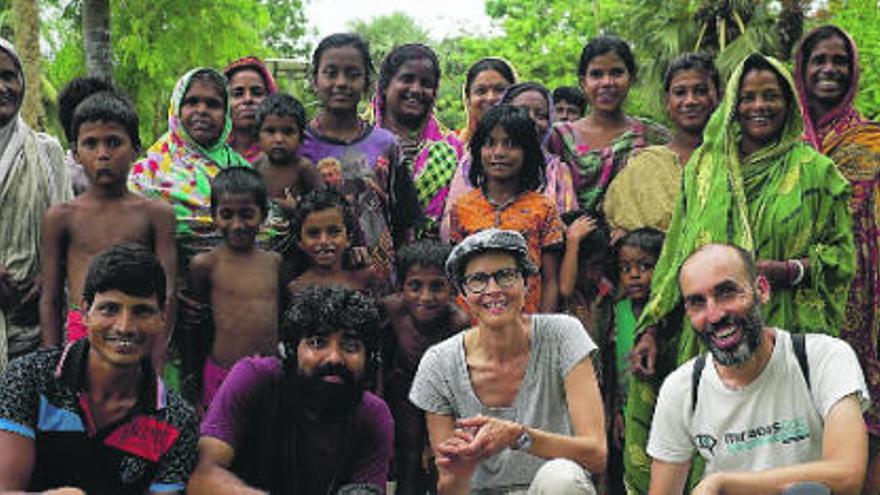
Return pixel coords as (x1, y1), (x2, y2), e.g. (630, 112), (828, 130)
(547, 35), (670, 215)
(368, 43), (463, 236)
(410, 229), (606, 494)
(224, 57), (278, 163)
(603, 52), (720, 232)
(794, 26), (880, 487)
(736, 59), (792, 159)
(623, 53), (856, 493)
(128, 68), (249, 264)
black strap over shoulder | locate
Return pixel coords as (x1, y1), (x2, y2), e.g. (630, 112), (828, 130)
(691, 354), (707, 413)
(791, 332), (810, 390)
(691, 332), (810, 413)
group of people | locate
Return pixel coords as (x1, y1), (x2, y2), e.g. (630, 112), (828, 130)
(0, 20), (877, 495)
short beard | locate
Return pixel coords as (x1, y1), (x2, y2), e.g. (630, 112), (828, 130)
(297, 363), (364, 418)
(699, 301), (764, 366)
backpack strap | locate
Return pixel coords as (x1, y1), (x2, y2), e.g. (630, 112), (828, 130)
(691, 333), (810, 413)
(791, 332), (810, 391)
(691, 353), (707, 413)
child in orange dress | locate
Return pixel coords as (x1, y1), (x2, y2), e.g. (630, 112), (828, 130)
(448, 105), (564, 313)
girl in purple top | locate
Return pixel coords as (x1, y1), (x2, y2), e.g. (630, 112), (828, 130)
(299, 33), (422, 284)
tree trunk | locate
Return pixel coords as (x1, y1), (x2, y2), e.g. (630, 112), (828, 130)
(11, 0), (43, 130)
(83, 0), (113, 81)
(778, 0), (804, 61)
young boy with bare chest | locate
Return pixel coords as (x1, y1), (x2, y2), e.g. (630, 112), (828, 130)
(184, 167), (282, 411)
(380, 240), (470, 494)
(40, 91), (177, 358)
(253, 93), (322, 261)
(286, 190), (387, 296)
(254, 93), (322, 212)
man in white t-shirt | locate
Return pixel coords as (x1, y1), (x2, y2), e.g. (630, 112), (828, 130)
(647, 243), (869, 495)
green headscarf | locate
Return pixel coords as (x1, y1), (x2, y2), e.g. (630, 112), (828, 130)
(623, 53), (856, 493)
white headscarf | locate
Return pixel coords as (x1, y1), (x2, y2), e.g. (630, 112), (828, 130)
(0, 37), (25, 186)
(0, 37), (70, 369)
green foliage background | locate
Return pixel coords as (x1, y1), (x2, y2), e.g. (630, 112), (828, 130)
(349, 1), (880, 129)
(27, 0), (880, 145)
(40, 0), (305, 146)
(817, 0), (880, 120)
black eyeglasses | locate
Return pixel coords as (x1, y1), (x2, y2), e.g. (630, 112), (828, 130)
(462, 268), (521, 294)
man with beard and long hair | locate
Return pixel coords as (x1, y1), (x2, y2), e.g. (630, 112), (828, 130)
(189, 285), (394, 494)
(647, 244), (869, 495)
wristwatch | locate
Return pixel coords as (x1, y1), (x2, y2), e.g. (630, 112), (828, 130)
(509, 425), (533, 451)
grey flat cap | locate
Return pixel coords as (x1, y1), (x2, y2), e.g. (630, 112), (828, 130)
(445, 229), (538, 283)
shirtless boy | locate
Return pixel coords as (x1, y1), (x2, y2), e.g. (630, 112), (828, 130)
(183, 167), (282, 411)
(39, 91), (176, 362)
(286, 190), (386, 296)
(254, 93), (322, 216)
(253, 93), (322, 273)
(381, 240), (469, 494)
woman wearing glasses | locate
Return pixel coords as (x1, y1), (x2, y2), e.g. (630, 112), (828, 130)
(410, 229), (606, 494)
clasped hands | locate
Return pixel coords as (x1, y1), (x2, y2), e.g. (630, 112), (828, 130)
(435, 415), (523, 477)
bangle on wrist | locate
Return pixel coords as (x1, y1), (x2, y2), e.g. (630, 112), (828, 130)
(788, 259), (805, 286)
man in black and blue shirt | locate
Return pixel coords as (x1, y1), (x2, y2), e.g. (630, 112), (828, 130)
(0, 243), (198, 494)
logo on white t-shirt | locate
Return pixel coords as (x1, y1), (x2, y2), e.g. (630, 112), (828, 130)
(694, 434), (718, 456)
(694, 416), (810, 458)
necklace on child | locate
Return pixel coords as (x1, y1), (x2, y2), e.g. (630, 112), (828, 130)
(484, 188), (520, 210)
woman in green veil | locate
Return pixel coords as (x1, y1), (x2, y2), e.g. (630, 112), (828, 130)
(623, 53), (856, 493)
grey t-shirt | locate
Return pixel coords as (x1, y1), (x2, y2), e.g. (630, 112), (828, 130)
(409, 314), (597, 493)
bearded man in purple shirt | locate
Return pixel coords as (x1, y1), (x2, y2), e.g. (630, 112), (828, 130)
(188, 285), (394, 494)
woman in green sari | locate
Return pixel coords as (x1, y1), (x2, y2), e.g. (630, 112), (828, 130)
(622, 54), (856, 494)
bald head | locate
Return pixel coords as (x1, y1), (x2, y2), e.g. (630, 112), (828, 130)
(680, 243), (757, 289)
